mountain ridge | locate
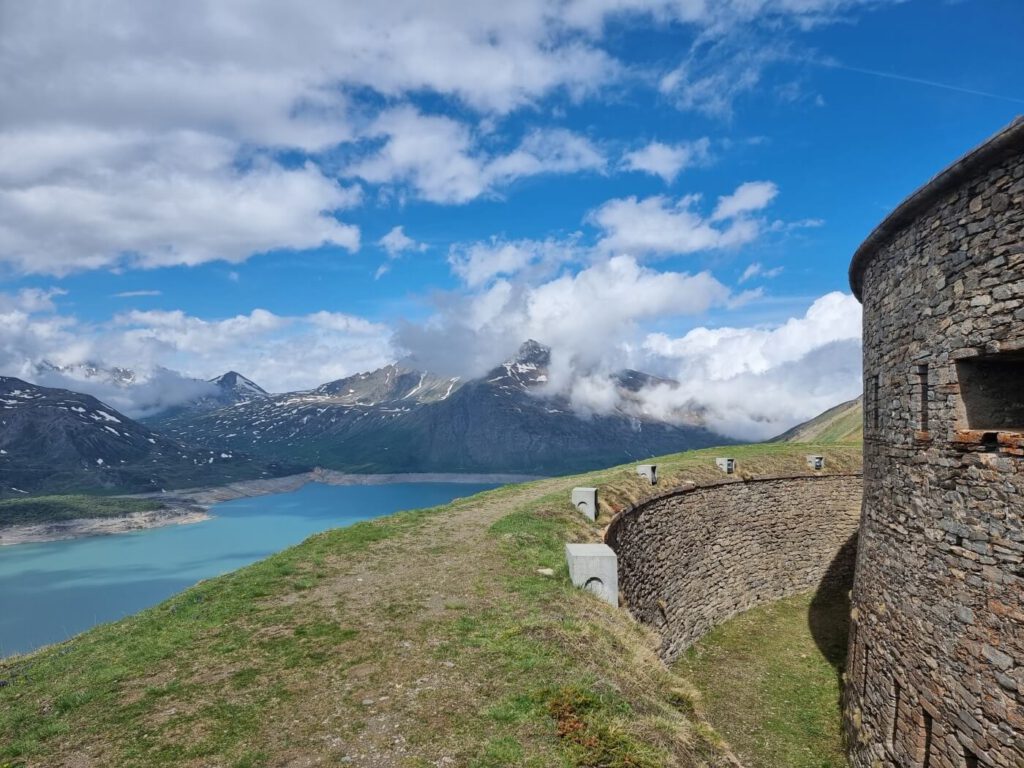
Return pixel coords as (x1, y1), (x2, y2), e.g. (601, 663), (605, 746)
(150, 341), (730, 475)
(0, 377), (296, 497)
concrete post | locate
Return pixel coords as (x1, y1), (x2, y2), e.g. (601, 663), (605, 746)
(571, 487), (598, 520)
(636, 464), (658, 485)
(565, 543), (618, 606)
(715, 457), (736, 474)
(806, 455), (825, 470)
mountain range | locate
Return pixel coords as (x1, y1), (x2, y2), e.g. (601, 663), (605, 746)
(0, 377), (299, 498)
(1, 341), (735, 496)
(149, 341), (730, 475)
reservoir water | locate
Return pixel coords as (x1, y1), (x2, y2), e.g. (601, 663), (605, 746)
(0, 480), (500, 657)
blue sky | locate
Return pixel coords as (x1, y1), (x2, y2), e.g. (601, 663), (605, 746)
(1, 0), (1021, 437)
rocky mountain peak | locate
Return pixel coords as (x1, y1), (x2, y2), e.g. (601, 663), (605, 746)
(210, 371), (267, 396)
(509, 340), (550, 368)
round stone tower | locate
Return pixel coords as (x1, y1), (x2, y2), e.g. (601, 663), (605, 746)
(846, 118), (1024, 767)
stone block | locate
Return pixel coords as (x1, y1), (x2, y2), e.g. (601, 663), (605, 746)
(571, 487), (598, 520)
(715, 457), (736, 474)
(636, 464), (658, 485)
(565, 543), (618, 606)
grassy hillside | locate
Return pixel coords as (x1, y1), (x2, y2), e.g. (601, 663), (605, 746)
(772, 396), (863, 444)
(0, 495), (164, 527)
(0, 443), (861, 768)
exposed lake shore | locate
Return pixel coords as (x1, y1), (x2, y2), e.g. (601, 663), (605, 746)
(0, 470), (538, 546)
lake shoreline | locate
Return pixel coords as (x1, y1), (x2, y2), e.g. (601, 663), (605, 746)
(0, 470), (538, 546)
(0, 503), (210, 546)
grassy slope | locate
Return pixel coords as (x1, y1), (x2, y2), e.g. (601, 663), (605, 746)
(0, 495), (163, 526)
(0, 443), (862, 768)
(772, 397), (863, 444)
(675, 589), (850, 768)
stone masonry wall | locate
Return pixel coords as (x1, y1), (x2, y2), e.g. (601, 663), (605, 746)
(605, 474), (862, 663)
(848, 123), (1024, 768)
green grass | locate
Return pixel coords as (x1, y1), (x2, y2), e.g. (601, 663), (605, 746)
(674, 589), (850, 768)
(773, 398), (863, 445)
(0, 495), (164, 526)
(0, 442), (862, 767)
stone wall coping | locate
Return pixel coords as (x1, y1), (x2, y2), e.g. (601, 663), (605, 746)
(604, 471), (864, 547)
(848, 115), (1024, 301)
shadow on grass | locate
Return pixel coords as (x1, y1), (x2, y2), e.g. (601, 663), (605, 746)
(808, 532), (857, 696)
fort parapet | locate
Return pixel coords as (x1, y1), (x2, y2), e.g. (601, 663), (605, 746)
(606, 473), (862, 662)
(846, 117), (1024, 767)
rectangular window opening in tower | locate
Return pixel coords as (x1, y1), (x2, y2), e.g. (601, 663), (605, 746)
(922, 710), (934, 768)
(862, 644), (870, 696)
(873, 374), (881, 431)
(891, 678), (902, 749)
(917, 364), (929, 432)
(957, 352), (1024, 431)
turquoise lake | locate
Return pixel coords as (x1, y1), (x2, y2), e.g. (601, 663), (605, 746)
(0, 481), (500, 657)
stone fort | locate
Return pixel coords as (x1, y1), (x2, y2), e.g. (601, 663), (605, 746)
(845, 118), (1024, 766)
(599, 117), (1023, 767)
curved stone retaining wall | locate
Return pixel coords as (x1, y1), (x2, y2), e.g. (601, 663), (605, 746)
(606, 474), (863, 663)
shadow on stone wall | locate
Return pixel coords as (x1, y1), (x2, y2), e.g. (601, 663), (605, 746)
(808, 531), (857, 690)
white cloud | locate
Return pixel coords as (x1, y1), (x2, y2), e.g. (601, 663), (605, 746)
(711, 180), (778, 221)
(349, 108), (605, 204)
(590, 185), (771, 256)
(378, 226), (424, 257)
(739, 262), (784, 282)
(397, 254), (731, 377)
(0, 1), (895, 275)
(0, 129), (362, 275)
(375, 225), (427, 278)
(447, 237), (582, 288)
(638, 291), (863, 438)
(0, 296), (396, 413)
(621, 138), (711, 182)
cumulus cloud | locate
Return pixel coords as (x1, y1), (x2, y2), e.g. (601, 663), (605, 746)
(0, 294), (396, 414)
(590, 185), (771, 256)
(378, 226), (424, 257)
(349, 109), (605, 204)
(447, 237), (583, 288)
(397, 254), (731, 377)
(711, 180), (778, 221)
(0, 1), (895, 275)
(637, 291), (863, 438)
(621, 138), (711, 182)
(0, 129), (362, 275)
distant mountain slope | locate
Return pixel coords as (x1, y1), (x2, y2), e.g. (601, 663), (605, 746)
(771, 396), (863, 443)
(0, 377), (292, 497)
(153, 341), (731, 475)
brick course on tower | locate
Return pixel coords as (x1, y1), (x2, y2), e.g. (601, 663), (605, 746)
(846, 117), (1024, 767)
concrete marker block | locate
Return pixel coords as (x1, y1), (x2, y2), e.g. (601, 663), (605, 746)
(636, 464), (658, 485)
(715, 457), (736, 474)
(565, 543), (618, 606)
(571, 487), (598, 520)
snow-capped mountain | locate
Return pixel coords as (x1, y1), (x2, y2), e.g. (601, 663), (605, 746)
(0, 377), (290, 497)
(151, 341), (730, 475)
(35, 360), (138, 386)
(211, 371), (268, 399)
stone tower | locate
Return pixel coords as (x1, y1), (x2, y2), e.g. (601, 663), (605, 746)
(846, 118), (1024, 766)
